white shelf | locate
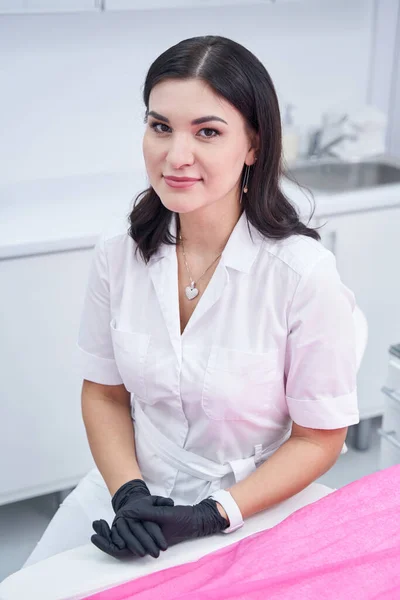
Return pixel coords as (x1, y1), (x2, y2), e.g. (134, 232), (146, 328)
(103, 0), (298, 12)
(0, 0), (99, 14)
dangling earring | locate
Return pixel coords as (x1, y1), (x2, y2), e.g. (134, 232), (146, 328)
(240, 164), (250, 204)
(243, 164), (250, 193)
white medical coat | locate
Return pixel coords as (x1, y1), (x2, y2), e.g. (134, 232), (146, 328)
(77, 211), (359, 505)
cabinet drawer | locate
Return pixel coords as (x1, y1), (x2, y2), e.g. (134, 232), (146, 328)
(378, 431), (400, 470)
(385, 356), (400, 391)
(378, 387), (400, 470)
(381, 387), (400, 434)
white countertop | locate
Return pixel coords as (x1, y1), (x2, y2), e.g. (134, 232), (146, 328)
(1, 164), (400, 259)
(0, 170), (147, 259)
(282, 176), (400, 219)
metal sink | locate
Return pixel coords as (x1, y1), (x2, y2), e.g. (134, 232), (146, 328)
(287, 160), (400, 193)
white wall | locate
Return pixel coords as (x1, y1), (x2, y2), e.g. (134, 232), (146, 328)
(0, 0), (374, 185)
(367, 0), (400, 155)
(385, 3), (400, 156)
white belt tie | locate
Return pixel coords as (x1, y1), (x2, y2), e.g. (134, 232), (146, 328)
(134, 401), (291, 484)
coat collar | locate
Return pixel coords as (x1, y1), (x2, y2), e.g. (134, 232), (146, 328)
(149, 211), (263, 273)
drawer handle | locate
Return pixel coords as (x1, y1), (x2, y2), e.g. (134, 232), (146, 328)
(377, 428), (400, 450)
(381, 386), (400, 406)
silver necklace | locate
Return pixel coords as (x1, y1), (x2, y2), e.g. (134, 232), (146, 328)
(179, 233), (222, 301)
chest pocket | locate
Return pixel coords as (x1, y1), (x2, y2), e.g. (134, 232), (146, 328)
(110, 319), (150, 400)
(202, 346), (280, 421)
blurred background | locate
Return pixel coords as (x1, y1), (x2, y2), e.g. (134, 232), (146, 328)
(1, 0), (400, 581)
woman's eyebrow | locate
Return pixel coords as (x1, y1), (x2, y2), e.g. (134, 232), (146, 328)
(147, 110), (228, 126)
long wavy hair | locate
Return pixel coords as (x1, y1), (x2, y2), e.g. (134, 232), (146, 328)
(128, 35), (319, 264)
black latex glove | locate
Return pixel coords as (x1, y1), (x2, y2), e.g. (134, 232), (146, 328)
(119, 497), (229, 548)
(91, 479), (174, 559)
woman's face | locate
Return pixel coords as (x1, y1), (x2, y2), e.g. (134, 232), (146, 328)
(142, 78), (257, 215)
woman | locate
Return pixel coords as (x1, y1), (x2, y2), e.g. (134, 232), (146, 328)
(24, 35), (359, 566)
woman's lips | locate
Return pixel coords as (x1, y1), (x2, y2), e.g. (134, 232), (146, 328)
(164, 176), (201, 189)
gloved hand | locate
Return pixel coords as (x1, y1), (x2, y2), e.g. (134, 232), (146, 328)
(91, 479), (174, 559)
(116, 497), (229, 548)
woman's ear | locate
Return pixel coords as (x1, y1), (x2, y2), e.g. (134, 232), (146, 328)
(246, 132), (260, 166)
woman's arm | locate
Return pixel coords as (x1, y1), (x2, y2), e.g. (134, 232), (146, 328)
(216, 254), (356, 522)
(81, 379), (143, 496)
(220, 424), (347, 521)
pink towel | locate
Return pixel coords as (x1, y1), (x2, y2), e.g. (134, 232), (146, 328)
(83, 465), (400, 599)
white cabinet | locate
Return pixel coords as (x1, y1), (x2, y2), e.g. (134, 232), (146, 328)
(0, 0), (99, 14)
(316, 206), (400, 420)
(378, 346), (400, 469)
(104, 0), (297, 11)
(0, 0), (298, 14)
(0, 248), (95, 506)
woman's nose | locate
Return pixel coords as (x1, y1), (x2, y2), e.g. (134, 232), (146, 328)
(166, 135), (194, 168)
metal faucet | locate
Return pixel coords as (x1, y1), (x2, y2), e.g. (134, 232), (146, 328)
(307, 130), (358, 159)
(306, 113), (358, 159)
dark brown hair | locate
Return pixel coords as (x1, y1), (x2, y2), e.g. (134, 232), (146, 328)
(128, 35), (319, 263)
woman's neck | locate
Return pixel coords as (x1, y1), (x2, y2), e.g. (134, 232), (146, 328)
(177, 204), (242, 259)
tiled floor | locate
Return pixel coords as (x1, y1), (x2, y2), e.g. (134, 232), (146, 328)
(0, 492), (61, 582)
(0, 418), (384, 584)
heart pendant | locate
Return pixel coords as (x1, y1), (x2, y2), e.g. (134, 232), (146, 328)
(185, 286), (199, 300)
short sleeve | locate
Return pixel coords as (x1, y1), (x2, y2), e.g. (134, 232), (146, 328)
(285, 252), (360, 429)
(76, 233), (124, 385)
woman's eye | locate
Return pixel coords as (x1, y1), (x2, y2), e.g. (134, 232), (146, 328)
(198, 128), (220, 138)
(150, 122), (170, 134)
